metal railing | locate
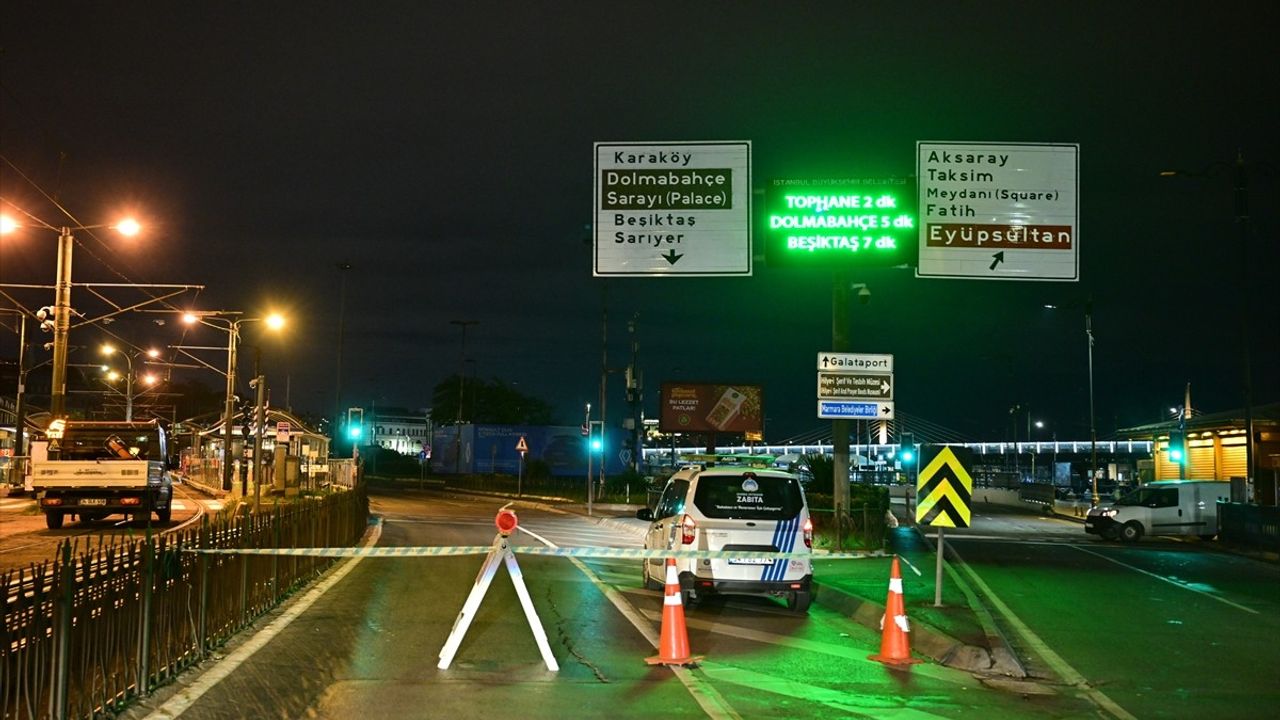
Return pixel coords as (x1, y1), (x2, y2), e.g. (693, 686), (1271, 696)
(2, 484), (369, 720)
(1219, 502), (1280, 553)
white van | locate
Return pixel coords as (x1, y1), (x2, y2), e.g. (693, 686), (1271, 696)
(1085, 480), (1230, 542)
(637, 465), (813, 613)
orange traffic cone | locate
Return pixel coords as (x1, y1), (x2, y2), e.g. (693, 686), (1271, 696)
(645, 557), (703, 667)
(868, 555), (922, 666)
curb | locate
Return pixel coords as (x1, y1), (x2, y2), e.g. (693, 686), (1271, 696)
(811, 579), (965, 664)
(903, 523), (1028, 676)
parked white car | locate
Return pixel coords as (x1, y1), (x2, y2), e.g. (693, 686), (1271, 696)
(637, 464), (813, 613)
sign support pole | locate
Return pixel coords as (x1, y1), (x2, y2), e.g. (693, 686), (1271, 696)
(934, 527), (945, 607)
(832, 270), (851, 551)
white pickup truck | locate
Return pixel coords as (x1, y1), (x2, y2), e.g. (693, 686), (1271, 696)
(33, 420), (175, 528)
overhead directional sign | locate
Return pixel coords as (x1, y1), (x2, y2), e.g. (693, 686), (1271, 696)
(818, 372), (893, 400)
(594, 141), (752, 277)
(817, 400), (895, 420)
(915, 445), (974, 528)
(916, 141), (1079, 282)
(764, 176), (916, 269)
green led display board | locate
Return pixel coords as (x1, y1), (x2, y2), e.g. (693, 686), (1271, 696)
(764, 177), (917, 268)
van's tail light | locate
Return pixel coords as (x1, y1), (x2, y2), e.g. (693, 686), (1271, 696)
(802, 517), (813, 549)
(681, 514), (697, 545)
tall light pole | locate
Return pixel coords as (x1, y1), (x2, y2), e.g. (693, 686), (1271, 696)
(100, 344), (160, 421)
(333, 261), (352, 446)
(1086, 299), (1098, 506)
(0, 216), (141, 419)
(183, 312), (285, 492)
(450, 319), (478, 474)
(1160, 154), (1272, 494)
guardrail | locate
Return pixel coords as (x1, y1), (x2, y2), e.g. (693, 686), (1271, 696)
(1, 484), (369, 720)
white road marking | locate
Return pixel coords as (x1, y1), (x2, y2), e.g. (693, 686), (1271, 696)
(946, 547), (1137, 720)
(141, 519), (383, 720)
(1069, 544), (1260, 614)
(518, 523), (741, 720)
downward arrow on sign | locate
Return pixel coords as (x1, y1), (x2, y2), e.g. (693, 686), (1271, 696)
(662, 250), (683, 265)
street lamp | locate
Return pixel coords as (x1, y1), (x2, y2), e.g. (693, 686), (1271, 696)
(99, 343), (161, 421)
(0, 215), (141, 419)
(183, 311), (286, 492)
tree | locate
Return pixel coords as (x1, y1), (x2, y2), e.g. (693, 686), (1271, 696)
(431, 375), (556, 425)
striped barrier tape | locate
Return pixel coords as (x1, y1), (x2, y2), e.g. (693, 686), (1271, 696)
(181, 545), (889, 561)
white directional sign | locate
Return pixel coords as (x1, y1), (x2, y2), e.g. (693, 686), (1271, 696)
(594, 141), (752, 277)
(818, 400), (895, 420)
(818, 372), (893, 400)
(916, 142), (1079, 281)
(817, 352), (893, 373)
(817, 352), (895, 420)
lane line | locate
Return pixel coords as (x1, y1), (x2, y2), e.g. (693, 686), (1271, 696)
(517, 524), (741, 720)
(141, 519), (384, 720)
(1069, 545), (1260, 615)
(946, 546), (1137, 720)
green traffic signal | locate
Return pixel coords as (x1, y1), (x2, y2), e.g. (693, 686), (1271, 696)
(901, 449), (915, 464)
(590, 438), (603, 452)
(348, 425), (362, 440)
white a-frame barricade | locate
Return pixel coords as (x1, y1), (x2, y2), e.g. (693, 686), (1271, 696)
(437, 507), (560, 671)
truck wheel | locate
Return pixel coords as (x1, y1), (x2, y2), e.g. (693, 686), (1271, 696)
(46, 512), (65, 529)
(1120, 522), (1144, 543)
(157, 506), (172, 523)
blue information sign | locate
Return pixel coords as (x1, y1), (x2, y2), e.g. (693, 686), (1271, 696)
(817, 400), (895, 420)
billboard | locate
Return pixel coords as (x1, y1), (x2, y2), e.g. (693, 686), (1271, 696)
(659, 383), (764, 433)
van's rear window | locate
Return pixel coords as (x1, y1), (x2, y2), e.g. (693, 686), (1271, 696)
(693, 474), (803, 520)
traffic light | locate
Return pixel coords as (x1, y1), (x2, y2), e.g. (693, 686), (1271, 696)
(346, 407), (364, 442)
(1167, 431), (1185, 464)
(901, 448), (915, 464)
(590, 437), (603, 453)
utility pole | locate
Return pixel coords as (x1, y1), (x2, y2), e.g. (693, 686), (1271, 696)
(50, 228), (74, 420)
(252, 371), (266, 513)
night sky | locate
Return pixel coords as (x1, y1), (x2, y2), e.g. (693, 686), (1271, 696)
(2, 2), (1276, 441)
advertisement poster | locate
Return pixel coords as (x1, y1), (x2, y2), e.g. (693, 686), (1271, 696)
(659, 383), (764, 433)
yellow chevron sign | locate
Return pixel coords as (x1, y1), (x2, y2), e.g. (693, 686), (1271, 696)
(915, 446), (973, 528)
